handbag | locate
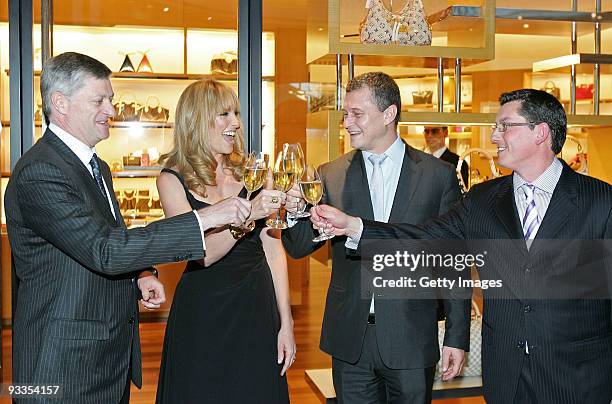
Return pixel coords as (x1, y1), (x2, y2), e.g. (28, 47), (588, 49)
(435, 301), (482, 378)
(137, 51), (153, 73)
(412, 90), (433, 104)
(138, 96), (170, 123)
(360, 0), (432, 46)
(113, 94), (140, 122)
(119, 53), (136, 72)
(540, 81), (560, 99)
(576, 84), (594, 100)
(210, 51), (238, 75)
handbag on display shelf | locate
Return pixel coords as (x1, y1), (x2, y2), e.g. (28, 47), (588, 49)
(118, 52), (136, 72)
(575, 84), (594, 100)
(435, 301), (482, 378)
(540, 81), (560, 99)
(210, 51), (238, 75)
(138, 96), (170, 123)
(412, 90), (433, 104)
(137, 51), (153, 73)
(359, 0), (432, 46)
(113, 94), (140, 122)
(457, 148), (499, 194)
(564, 136), (588, 175)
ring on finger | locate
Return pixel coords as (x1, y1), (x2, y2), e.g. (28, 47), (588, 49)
(271, 196), (279, 204)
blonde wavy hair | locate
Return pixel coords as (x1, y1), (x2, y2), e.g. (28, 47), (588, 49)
(159, 79), (245, 197)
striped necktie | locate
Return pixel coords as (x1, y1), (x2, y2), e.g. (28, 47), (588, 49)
(89, 153), (109, 200)
(522, 184), (540, 240)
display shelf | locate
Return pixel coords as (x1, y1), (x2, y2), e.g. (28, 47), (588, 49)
(307, 0), (495, 67)
(533, 54), (612, 74)
(111, 168), (162, 178)
(4, 69), (274, 82)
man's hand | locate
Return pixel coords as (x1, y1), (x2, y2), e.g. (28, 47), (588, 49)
(197, 196), (251, 230)
(137, 275), (166, 310)
(311, 204), (361, 238)
(285, 182), (305, 214)
(441, 346), (465, 381)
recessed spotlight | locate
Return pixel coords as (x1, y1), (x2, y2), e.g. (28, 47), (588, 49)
(207, 16), (213, 21)
(163, 7), (169, 12)
(523, 23), (529, 29)
(318, 27), (323, 32)
(517, 15), (523, 20)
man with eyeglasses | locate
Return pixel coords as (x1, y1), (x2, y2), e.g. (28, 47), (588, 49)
(423, 126), (469, 188)
(310, 88), (612, 404)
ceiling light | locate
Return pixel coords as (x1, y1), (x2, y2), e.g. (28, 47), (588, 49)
(163, 7), (169, 12)
(523, 23), (529, 29)
(207, 16), (213, 21)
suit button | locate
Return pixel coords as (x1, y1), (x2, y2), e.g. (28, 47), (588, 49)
(516, 341), (525, 349)
(524, 305), (532, 313)
(128, 317), (135, 324)
(376, 293), (383, 297)
(525, 268), (531, 274)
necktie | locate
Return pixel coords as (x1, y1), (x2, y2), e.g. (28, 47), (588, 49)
(368, 153), (387, 315)
(89, 153), (109, 199)
(522, 184), (540, 240)
(368, 154), (388, 222)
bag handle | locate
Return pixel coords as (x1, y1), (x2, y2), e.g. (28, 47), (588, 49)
(144, 95), (161, 109)
(457, 148), (499, 194)
(116, 92), (138, 105)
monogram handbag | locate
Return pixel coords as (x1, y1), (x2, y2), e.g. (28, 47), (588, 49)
(138, 96), (170, 123)
(360, 0), (432, 46)
(210, 51), (238, 75)
(540, 80), (560, 99)
(435, 301), (482, 378)
(119, 53), (136, 72)
(113, 94), (140, 122)
(412, 90), (433, 104)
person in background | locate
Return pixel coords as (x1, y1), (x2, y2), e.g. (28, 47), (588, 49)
(5, 52), (250, 404)
(283, 72), (470, 404)
(424, 125), (469, 188)
(312, 88), (612, 404)
(155, 79), (295, 404)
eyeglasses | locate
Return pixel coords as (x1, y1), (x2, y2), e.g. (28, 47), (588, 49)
(491, 121), (538, 133)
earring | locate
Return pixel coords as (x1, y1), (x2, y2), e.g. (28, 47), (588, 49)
(119, 52), (135, 72)
(137, 50), (153, 73)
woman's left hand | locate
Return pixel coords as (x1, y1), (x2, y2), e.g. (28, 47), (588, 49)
(249, 189), (286, 221)
(277, 325), (296, 376)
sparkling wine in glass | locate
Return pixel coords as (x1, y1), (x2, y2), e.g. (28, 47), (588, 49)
(300, 165), (333, 242)
(266, 151), (294, 229)
(283, 143), (310, 219)
(232, 152), (268, 236)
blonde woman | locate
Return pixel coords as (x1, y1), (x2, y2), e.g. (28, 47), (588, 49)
(155, 80), (294, 404)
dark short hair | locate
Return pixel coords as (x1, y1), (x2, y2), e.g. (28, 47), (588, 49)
(346, 72), (401, 126)
(41, 52), (112, 123)
(499, 89), (566, 154)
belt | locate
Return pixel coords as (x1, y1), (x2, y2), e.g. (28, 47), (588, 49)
(367, 313), (375, 324)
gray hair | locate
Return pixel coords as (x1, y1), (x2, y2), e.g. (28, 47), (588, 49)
(41, 52), (112, 122)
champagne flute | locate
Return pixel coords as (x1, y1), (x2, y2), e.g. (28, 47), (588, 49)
(266, 151), (295, 229)
(242, 152), (268, 232)
(300, 164), (333, 242)
(284, 143), (310, 219)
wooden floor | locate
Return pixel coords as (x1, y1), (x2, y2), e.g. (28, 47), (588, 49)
(1, 258), (485, 404)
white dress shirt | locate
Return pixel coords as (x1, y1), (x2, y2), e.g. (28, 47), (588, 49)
(512, 157), (563, 239)
(431, 146), (447, 159)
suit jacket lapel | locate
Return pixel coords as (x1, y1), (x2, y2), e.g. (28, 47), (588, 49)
(389, 143), (422, 222)
(494, 177), (525, 241)
(531, 164), (578, 241)
(100, 161), (123, 227)
(44, 130), (118, 224)
(344, 151), (375, 221)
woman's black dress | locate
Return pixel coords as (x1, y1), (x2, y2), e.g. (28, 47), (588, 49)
(156, 169), (289, 404)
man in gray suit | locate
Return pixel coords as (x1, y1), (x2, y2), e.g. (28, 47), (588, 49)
(5, 52), (251, 404)
(283, 72), (470, 403)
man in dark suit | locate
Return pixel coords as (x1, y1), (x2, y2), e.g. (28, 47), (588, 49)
(283, 72), (471, 403)
(313, 89), (612, 404)
(423, 126), (469, 188)
(5, 52), (251, 404)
